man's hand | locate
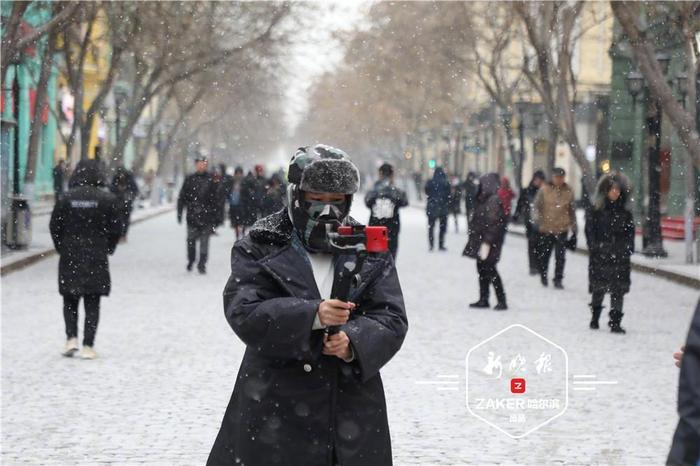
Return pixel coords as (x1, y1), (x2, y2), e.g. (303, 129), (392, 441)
(317, 299), (355, 327)
(323, 331), (353, 361)
(673, 346), (685, 368)
(177, 215), (182, 224)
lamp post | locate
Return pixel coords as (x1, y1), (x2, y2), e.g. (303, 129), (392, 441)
(625, 55), (669, 258)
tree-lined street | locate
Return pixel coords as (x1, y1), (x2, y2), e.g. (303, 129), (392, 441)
(2, 204), (695, 464)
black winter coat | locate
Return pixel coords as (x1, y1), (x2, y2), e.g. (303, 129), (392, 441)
(463, 173), (507, 265)
(177, 172), (218, 228)
(513, 183), (540, 228)
(238, 174), (261, 226)
(425, 169), (450, 218)
(584, 200), (634, 294)
(668, 299), (700, 466)
(208, 210), (408, 466)
(50, 179), (121, 297)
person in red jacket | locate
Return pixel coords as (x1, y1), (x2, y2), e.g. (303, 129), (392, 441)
(498, 176), (515, 217)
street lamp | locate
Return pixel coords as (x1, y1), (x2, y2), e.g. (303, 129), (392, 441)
(625, 70), (644, 108)
(676, 71), (689, 108)
(625, 55), (670, 257)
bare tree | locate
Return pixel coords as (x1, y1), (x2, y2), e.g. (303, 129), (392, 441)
(109, 2), (290, 166)
(612, 1), (700, 263)
(1, 1), (78, 89)
(514, 0), (603, 197)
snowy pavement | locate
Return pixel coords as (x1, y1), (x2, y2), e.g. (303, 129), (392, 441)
(1, 203), (698, 465)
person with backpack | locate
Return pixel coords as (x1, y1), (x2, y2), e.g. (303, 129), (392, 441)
(365, 162), (408, 258)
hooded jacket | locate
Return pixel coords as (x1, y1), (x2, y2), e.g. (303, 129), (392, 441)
(584, 173), (635, 294)
(463, 173), (507, 265)
(49, 160), (122, 296)
(208, 209), (408, 466)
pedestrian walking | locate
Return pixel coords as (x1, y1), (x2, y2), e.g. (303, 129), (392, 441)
(49, 159), (122, 360)
(513, 170), (546, 275)
(214, 163), (234, 228)
(260, 173), (285, 217)
(239, 170), (261, 230)
(462, 171), (478, 229)
(532, 167), (577, 289)
(425, 167), (451, 251)
(208, 144), (408, 466)
(109, 166), (139, 240)
(365, 162), (408, 258)
(463, 173), (508, 310)
(177, 154), (217, 274)
(448, 175), (463, 233)
(228, 166), (246, 239)
(584, 172), (635, 333)
(53, 159), (65, 203)
(498, 176), (515, 218)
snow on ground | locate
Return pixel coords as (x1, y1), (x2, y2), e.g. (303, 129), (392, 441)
(1, 203), (697, 465)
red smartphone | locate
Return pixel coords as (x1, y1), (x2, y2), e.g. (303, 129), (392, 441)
(336, 225), (388, 253)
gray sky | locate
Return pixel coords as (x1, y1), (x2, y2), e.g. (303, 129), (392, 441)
(282, 1), (369, 134)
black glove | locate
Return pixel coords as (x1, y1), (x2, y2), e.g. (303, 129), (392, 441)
(177, 215), (182, 224)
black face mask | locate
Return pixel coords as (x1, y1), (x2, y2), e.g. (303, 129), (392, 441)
(289, 188), (350, 253)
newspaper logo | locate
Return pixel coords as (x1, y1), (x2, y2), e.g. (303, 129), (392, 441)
(466, 324), (568, 438)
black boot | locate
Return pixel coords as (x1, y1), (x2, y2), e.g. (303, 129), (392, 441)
(589, 304), (603, 330)
(609, 309), (626, 334)
(540, 274), (548, 287)
(553, 279), (564, 289)
(493, 297), (508, 311)
(493, 275), (507, 311)
(470, 275), (490, 308)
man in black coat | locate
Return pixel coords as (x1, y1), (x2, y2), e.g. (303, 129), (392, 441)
(208, 145), (408, 466)
(425, 167), (451, 251)
(668, 299), (700, 466)
(177, 155), (217, 273)
(513, 170), (545, 275)
(49, 159), (122, 359)
(365, 162), (408, 258)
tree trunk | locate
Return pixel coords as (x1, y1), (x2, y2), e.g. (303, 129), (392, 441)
(25, 31), (55, 185)
(612, 1), (700, 169)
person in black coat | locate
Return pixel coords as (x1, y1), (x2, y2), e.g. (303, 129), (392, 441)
(668, 299), (700, 466)
(109, 166), (139, 239)
(425, 166), (451, 251)
(49, 159), (122, 359)
(513, 170), (546, 275)
(214, 163), (234, 228)
(53, 159), (65, 203)
(260, 173), (285, 217)
(585, 172), (635, 333)
(208, 145), (408, 466)
(177, 155), (218, 274)
(463, 173), (508, 310)
(239, 171), (261, 228)
(448, 176), (463, 233)
(462, 171), (478, 228)
(365, 162), (408, 258)
(228, 166), (246, 239)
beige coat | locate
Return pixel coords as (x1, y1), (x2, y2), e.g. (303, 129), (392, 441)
(532, 183), (576, 234)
